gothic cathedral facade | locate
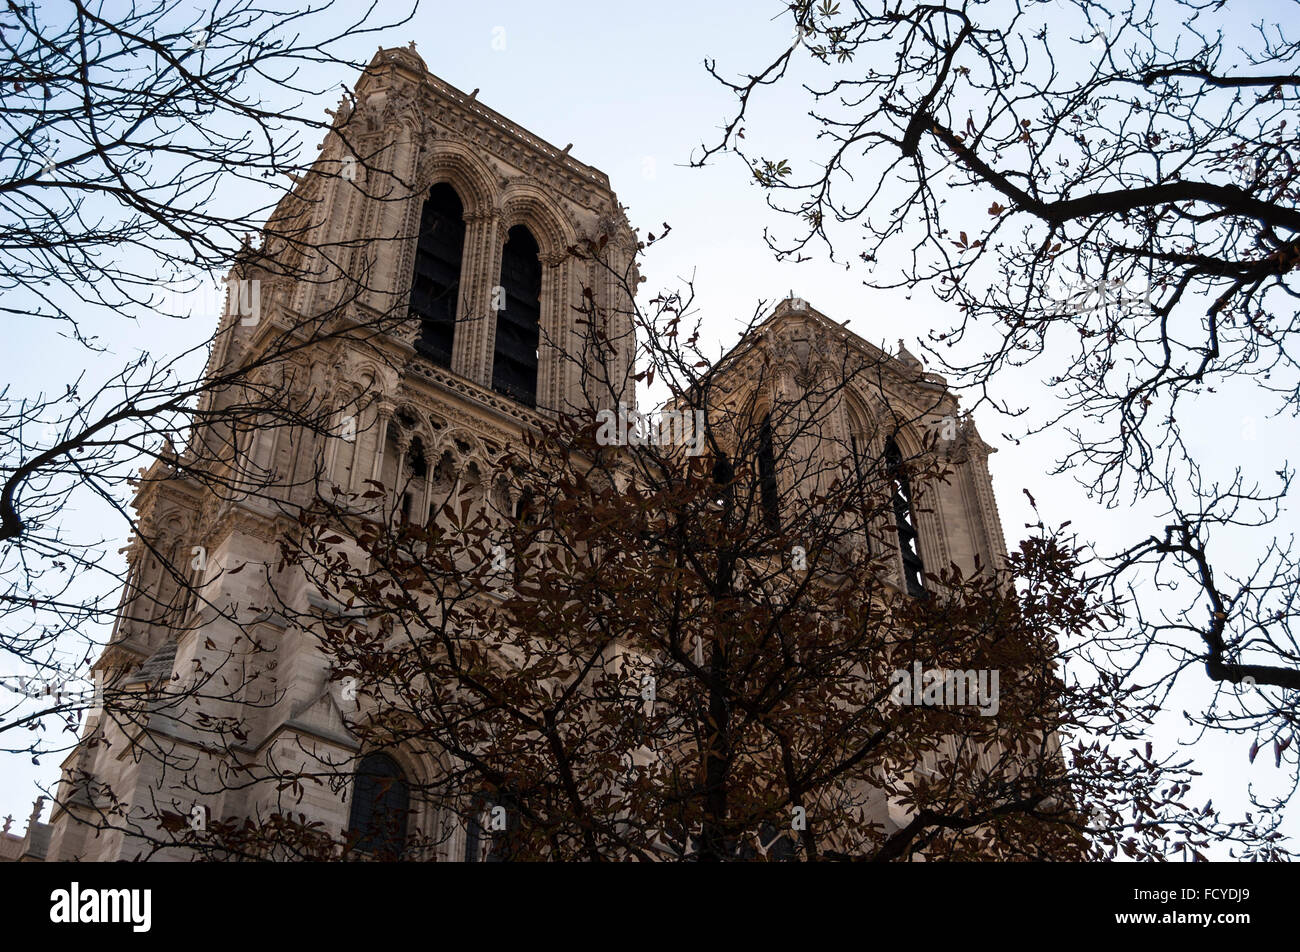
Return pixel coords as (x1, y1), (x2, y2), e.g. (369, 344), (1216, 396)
(27, 46), (1009, 862)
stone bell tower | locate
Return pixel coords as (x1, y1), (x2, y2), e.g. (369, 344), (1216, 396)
(40, 45), (639, 861)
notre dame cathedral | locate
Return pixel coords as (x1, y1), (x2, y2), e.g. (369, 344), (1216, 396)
(9, 45), (1009, 862)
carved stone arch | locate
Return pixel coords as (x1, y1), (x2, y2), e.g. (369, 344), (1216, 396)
(425, 432), (495, 518)
(327, 377), (368, 422)
(883, 418), (928, 463)
(379, 409), (430, 523)
(364, 123), (492, 320)
(414, 139), (500, 220)
(138, 510), (194, 632)
(154, 511), (190, 553)
(395, 138), (503, 378)
(843, 390), (874, 439)
(457, 457), (486, 503)
(730, 383), (775, 465)
(427, 436), (463, 473)
(341, 356), (387, 395)
(431, 426), (488, 465)
(329, 381), (367, 413)
(389, 404), (433, 453)
(843, 387), (894, 447)
(746, 390), (783, 532)
(498, 182), (576, 261)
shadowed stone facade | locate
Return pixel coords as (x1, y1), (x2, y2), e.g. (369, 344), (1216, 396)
(24, 46), (1009, 862)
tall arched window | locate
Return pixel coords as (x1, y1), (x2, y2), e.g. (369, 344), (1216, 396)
(411, 183), (466, 368)
(884, 436), (925, 597)
(348, 753), (410, 859)
(492, 225), (542, 406)
(757, 414), (780, 530)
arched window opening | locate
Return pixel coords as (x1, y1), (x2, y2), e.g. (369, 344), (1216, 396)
(492, 225), (542, 406)
(411, 183), (466, 368)
(884, 436), (925, 597)
(757, 414), (780, 531)
(348, 753), (410, 859)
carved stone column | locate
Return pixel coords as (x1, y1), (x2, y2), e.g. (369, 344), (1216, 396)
(454, 211), (502, 388)
(537, 252), (566, 414)
(369, 405), (393, 483)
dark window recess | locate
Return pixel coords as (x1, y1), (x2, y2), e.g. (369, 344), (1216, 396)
(410, 183), (466, 368)
(407, 438), (427, 479)
(514, 489), (537, 525)
(885, 437), (925, 596)
(711, 454), (735, 509)
(465, 791), (520, 862)
(757, 414), (780, 530)
(492, 225), (542, 406)
(348, 753), (410, 858)
(712, 456), (734, 484)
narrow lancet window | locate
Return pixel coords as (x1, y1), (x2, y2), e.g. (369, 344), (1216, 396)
(492, 225), (542, 406)
(411, 183), (466, 368)
(885, 436), (924, 596)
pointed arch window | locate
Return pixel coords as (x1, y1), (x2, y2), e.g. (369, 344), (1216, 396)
(348, 753), (410, 859)
(884, 436), (925, 597)
(757, 414), (780, 531)
(411, 183), (466, 368)
(492, 225), (542, 407)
